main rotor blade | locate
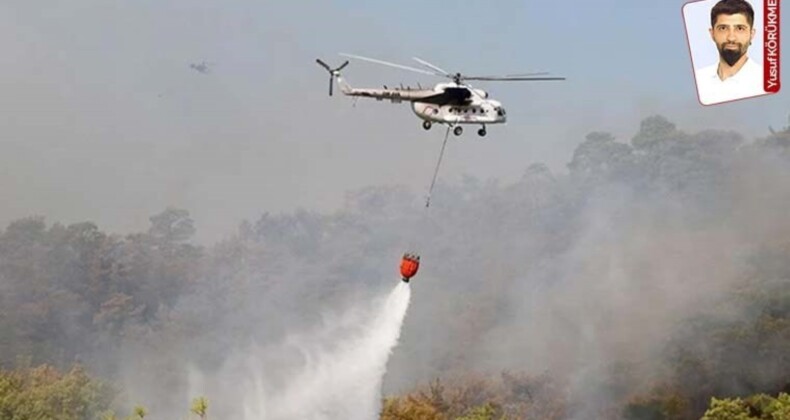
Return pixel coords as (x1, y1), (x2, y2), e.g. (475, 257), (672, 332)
(340, 53), (441, 77)
(504, 72), (550, 77)
(464, 76), (566, 81)
(412, 57), (451, 76)
(459, 73), (550, 79)
(316, 58), (332, 72)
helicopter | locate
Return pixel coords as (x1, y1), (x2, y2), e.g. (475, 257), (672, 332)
(189, 61), (212, 74)
(316, 53), (564, 137)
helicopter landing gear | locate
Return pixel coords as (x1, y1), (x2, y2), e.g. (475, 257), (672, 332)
(478, 125), (487, 137)
(422, 120), (432, 130)
(453, 126), (463, 136)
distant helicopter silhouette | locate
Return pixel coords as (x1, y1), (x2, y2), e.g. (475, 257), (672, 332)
(189, 61), (213, 74)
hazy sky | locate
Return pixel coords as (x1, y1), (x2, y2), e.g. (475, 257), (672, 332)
(1, 0), (786, 242)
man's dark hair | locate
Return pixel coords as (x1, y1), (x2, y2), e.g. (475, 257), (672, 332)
(711, 0), (755, 28)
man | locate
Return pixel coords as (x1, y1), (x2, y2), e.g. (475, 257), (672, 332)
(695, 0), (765, 105)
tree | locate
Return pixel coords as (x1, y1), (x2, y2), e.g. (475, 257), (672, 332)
(701, 393), (790, 420)
(0, 364), (115, 420)
(148, 208), (195, 243)
(631, 115), (681, 150)
(132, 405), (147, 419)
(380, 395), (447, 420)
(456, 403), (499, 420)
(567, 131), (633, 181)
(190, 396), (208, 419)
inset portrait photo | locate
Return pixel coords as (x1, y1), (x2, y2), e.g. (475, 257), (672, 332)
(683, 0), (781, 106)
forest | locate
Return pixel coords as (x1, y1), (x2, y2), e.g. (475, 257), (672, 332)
(1, 115), (789, 419)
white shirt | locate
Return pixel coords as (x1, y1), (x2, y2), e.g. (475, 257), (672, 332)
(695, 57), (766, 105)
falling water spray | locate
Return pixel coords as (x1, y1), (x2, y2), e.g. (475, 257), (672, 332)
(229, 282), (412, 420)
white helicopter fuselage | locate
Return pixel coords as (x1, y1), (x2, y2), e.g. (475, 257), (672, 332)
(410, 82), (505, 125)
(411, 98), (506, 125)
(331, 72), (513, 136)
(338, 78), (507, 125)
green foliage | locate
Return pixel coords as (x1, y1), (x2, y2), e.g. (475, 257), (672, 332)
(99, 412), (119, 420)
(98, 405), (148, 420)
(132, 405), (147, 419)
(380, 395), (447, 420)
(456, 402), (499, 420)
(701, 393), (790, 419)
(0, 364), (115, 420)
(772, 393), (790, 419)
(702, 397), (753, 420)
(190, 396), (208, 419)
(381, 373), (566, 420)
(625, 391), (790, 420)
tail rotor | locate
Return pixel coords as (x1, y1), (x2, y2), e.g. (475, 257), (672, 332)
(316, 59), (349, 96)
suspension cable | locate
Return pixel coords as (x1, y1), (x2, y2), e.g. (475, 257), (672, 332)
(425, 125), (451, 208)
